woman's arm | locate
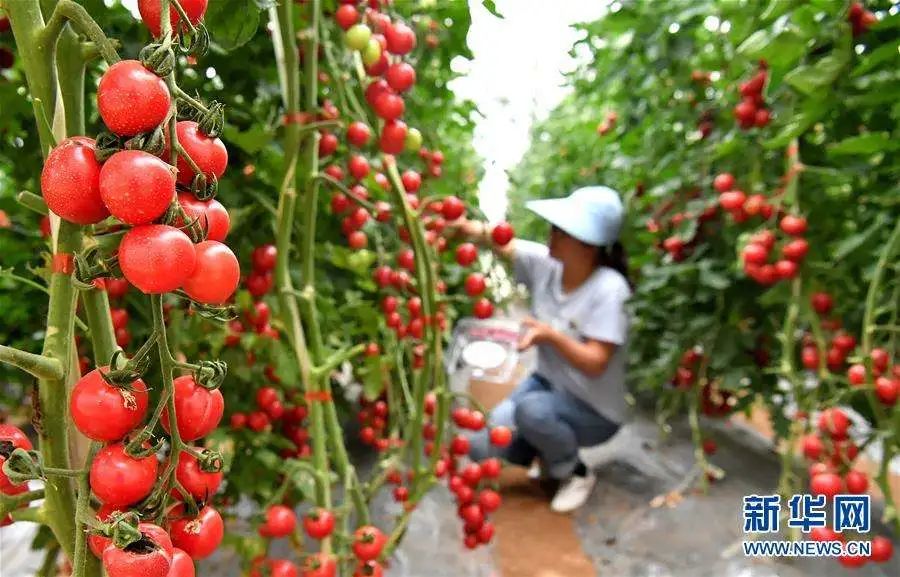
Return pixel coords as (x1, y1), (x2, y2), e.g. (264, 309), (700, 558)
(518, 317), (616, 377)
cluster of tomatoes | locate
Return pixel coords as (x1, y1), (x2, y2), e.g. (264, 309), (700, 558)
(0, 424), (34, 525)
(669, 348), (736, 422)
(800, 407), (894, 566)
(231, 387), (312, 459)
(732, 61), (770, 130)
(848, 2), (878, 37)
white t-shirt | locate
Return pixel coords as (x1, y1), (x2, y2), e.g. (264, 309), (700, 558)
(514, 240), (631, 424)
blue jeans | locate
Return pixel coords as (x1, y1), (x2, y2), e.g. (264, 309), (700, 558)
(469, 373), (620, 479)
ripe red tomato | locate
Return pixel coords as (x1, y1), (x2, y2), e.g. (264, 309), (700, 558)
(172, 121), (227, 186)
(168, 549), (195, 577)
(259, 505), (297, 538)
(348, 230), (368, 250)
(875, 377), (899, 406)
(100, 150), (175, 225)
(401, 170), (421, 193)
(809, 526), (841, 542)
(138, 0), (208, 37)
(324, 164), (345, 181)
(346, 121), (371, 147)
(318, 131), (338, 157)
(247, 411), (270, 432)
(380, 120), (407, 154)
(106, 278), (130, 299)
(98, 60), (170, 136)
(90, 442), (159, 506)
(397, 249), (415, 271)
(174, 449), (223, 501)
(177, 192), (230, 242)
(844, 469), (869, 494)
(832, 332), (857, 352)
(489, 426), (512, 447)
(733, 100), (756, 128)
(351, 525), (386, 561)
(373, 91), (404, 120)
(169, 505), (224, 560)
(473, 298), (493, 319)
(450, 434), (471, 456)
(464, 273), (486, 296)
(440, 196), (465, 221)
(102, 538), (171, 577)
(774, 259), (798, 280)
(870, 535), (894, 563)
(385, 62), (416, 93)
(246, 271), (273, 297)
(161, 375), (224, 441)
(455, 242), (478, 266)
(335, 4), (358, 30)
(118, 225), (196, 294)
(718, 190), (746, 212)
(779, 214), (807, 236)
(71, 367), (148, 442)
(302, 553), (337, 577)
(252, 244), (278, 272)
(353, 561), (383, 577)
(781, 238), (809, 262)
(492, 222), (514, 246)
(810, 472), (843, 498)
(384, 21), (416, 55)
(181, 241), (240, 304)
(251, 558), (298, 577)
(837, 554), (867, 568)
(0, 424), (33, 450)
(347, 155), (370, 180)
(712, 173), (735, 193)
(742, 243), (768, 265)
(303, 508), (336, 540)
(817, 407), (850, 440)
(810, 292), (833, 315)
(870, 348), (889, 373)
(847, 364), (867, 386)
(41, 137), (109, 224)
(480, 457), (502, 479)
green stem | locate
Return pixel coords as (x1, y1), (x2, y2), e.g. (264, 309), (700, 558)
(0, 345), (64, 380)
(41, 0), (120, 65)
(16, 191), (49, 215)
(71, 442), (100, 577)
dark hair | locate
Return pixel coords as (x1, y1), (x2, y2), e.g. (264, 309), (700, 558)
(597, 242), (632, 287)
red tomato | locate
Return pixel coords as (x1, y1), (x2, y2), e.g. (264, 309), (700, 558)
(118, 225), (196, 294)
(318, 131), (338, 157)
(779, 214), (807, 236)
(174, 449), (223, 501)
(100, 150), (175, 225)
(809, 472), (843, 498)
(177, 192), (230, 242)
(346, 121), (371, 147)
(440, 196), (465, 220)
(246, 271), (273, 297)
(251, 558), (298, 577)
(259, 505), (297, 538)
(379, 120), (407, 154)
(875, 377), (899, 406)
(801, 434), (823, 460)
(302, 553), (337, 577)
(98, 60), (170, 136)
(456, 242), (478, 266)
(844, 470), (869, 494)
(870, 535), (894, 563)
(247, 411), (270, 432)
(102, 538), (171, 577)
(713, 173), (735, 193)
(252, 244), (277, 272)
(718, 190), (746, 212)
(480, 458), (502, 479)
(161, 375), (224, 441)
(397, 249), (415, 271)
(41, 137), (108, 224)
(742, 243), (768, 265)
(491, 222), (514, 246)
(810, 292), (833, 315)
(463, 273), (486, 296)
(172, 121), (227, 186)
(385, 62), (416, 93)
(774, 259), (798, 280)
(348, 155), (370, 180)
(373, 91), (404, 121)
(489, 426), (512, 447)
(353, 561), (383, 577)
(473, 298), (494, 319)
(384, 21), (416, 55)
(401, 170), (421, 193)
(352, 525), (386, 561)
(168, 548), (195, 577)
(335, 4), (359, 30)
(90, 442), (159, 506)
(88, 504), (124, 557)
(181, 241), (240, 304)
(781, 238), (809, 262)
(809, 526), (841, 542)
(0, 424), (33, 450)
(348, 230), (368, 250)
(71, 367), (149, 441)
(450, 434), (471, 455)
(303, 508), (336, 540)
(137, 0), (207, 37)
(169, 505), (224, 560)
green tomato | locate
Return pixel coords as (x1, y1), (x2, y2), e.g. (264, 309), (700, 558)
(405, 127), (423, 152)
(362, 38), (382, 66)
(345, 24), (372, 52)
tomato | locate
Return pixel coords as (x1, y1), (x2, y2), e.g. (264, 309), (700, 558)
(177, 192), (230, 242)
(832, 332), (856, 352)
(400, 170), (421, 193)
(346, 121), (371, 147)
(375, 201), (392, 222)
(875, 377), (899, 406)
(102, 538), (171, 577)
(473, 298), (493, 319)
(0, 424), (33, 450)
(345, 24), (372, 50)
(809, 526), (841, 542)
(396, 249), (415, 271)
(138, 0), (208, 37)
(246, 271), (273, 297)
(119, 225), (196, 294)
(380, 119), (407, 154)
(181, 241), (240, 304)
(491, 222), (514, 246)
(774, 259), (798, 280)
(461, 463), (482, 487)
(870, 536), (894, 563)
(259, 505), (297, 538)
(174, 449), (223, 501)
(348, 230), (368, 250)
(331, 192), (351, 214)
(90, 443), (158, 506)
(351, 525), (386, 561)
(88, 504), (123, 557)
(809, 472), (843, 498)
(252, 244), (277, 272)
(844, 470), (869, 494)
(837, 554), (867, 568)
(733, 100), (756, 128)
(161, 375), (224, 441)
(800, 346), (819, 370)
(167, 548), (195, 577)
(373, 91), (405, 121)
(779, 214), (807, 236)
(712, 173), (735, 193)
(477, 521), (495, 544)
(384, 21), (416, 55)
(71, 367), (149, 441)
(810, 291), (832, 315)
(489, 425), (512, 447)
(335, 4), (359, 30)
(106, 278), (130, 299)
(718, 190), (746, 212)
(303, 508), (335, 540)
(98, 60), (170, 136)
(801, 434), (823, 460)
(742, 243), (768, 265)
(100, 150), (175, 225)
(781, 238), (809, 262)
(346, 155), (369, 180)
(251, 558), (298, 577)
(870, 348), (890, 373)
(41, 137), (108, 224)
(171, 121), (227, 186)
(455, 242), (478, 266)
(168, 505), (224, 560)
(439, 196), (464, 221)
(385, 62), (416, 93)
(302, 553), (337, 577)
(247, 411), (270, 432)
(480, 458), (502, 479)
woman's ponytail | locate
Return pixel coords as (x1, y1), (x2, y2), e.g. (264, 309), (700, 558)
(597, 242), (632, 287)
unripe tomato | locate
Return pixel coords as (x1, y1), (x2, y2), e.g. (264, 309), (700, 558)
(345, 24), (372, 51)
(138, 0), (208, 37)
(405, 127), (423, 152)
(161, 375), (224, 441)
(177, 192), (230, 242)
(90, 443), (158, 506)
(71, 367), (149, 441)
(491, 222), (514, 246)
(41, 137), (108, 224)
(380, 120), (407, 154)
(455, 242), (478, 266)
(98, 60), (170, 136)
(169, 505), (224, 560)
(259, 505), (297, 538)
(118, 225), (196, 294)
(362, 38), (384, 68)
(100, 150), (175, 225)
(174, 449), (223, 502)
(173, 121), (227, 186)
(181, 241), (240, 304)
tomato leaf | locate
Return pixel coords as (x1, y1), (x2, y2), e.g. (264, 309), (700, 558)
(831, 214), (889, 261)
(205, 2), (262, 51)
(481, 0), (504, 18)
(827, 133), (897, 157)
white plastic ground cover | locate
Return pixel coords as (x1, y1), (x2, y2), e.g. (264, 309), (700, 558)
(0, 480), (45, 577)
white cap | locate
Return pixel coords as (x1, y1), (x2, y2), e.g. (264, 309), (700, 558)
(525, 186), (624, 247)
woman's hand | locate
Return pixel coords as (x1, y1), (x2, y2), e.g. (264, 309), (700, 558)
(517, 317), (554, 351)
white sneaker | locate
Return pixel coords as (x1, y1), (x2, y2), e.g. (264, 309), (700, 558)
(527, 462), (542, 480)
(550, 472), (596, 513)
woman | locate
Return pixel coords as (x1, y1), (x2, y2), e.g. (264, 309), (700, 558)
(459, 186), (631, 513)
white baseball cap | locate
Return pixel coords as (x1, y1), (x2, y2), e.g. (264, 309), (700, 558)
(525, 186), (624, 247)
